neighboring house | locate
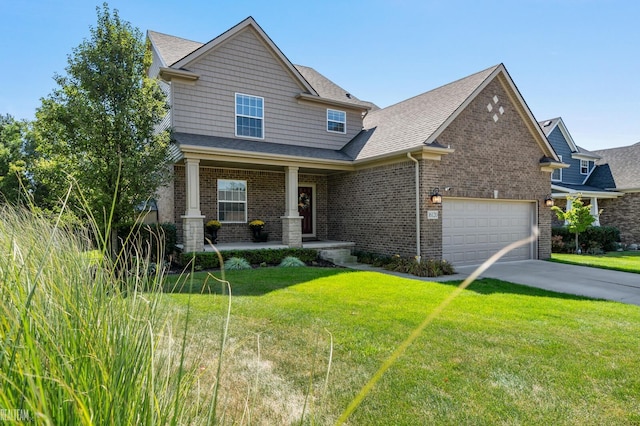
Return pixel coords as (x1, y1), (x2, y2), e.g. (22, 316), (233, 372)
(147, 17), (563, 266)
(539, 117), (623, 226)
(591, 143), (640, 244)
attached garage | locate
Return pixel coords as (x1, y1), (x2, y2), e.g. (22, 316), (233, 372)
(442, 198), (537, 266)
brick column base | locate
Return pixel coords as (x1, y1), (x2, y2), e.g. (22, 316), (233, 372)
(281, 216), (303, 248)
(182, 215), (205, 253)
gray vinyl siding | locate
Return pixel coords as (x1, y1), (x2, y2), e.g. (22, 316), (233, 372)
(171, 27), (361, 150)
(547, 127), (592, 184)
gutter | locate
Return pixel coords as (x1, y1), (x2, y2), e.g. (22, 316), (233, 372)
(407, 153), (421, 261)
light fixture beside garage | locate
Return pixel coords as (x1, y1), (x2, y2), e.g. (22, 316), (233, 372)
(430, 188), (442, 204)
(544, 195), (555, 207)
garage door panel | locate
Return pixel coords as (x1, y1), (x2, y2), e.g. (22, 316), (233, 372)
(443, 199), (535, 266)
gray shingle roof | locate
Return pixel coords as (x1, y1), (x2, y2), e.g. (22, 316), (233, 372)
(592, 142), (640, 190)
(294, 65), (378, 110)
(173, 132), (353, 162)
(342, 65), (500, 160)
(586, 164), (616, 189)
(147, 30), (203, 66)
(538, 117), (561, 136)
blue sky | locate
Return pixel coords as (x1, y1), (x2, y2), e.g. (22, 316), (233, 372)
(2, 0), (638, 150)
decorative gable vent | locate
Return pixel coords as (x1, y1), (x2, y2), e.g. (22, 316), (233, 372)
(487, 95), (505, 123)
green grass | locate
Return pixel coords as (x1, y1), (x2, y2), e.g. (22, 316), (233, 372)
(550, 251), (640, 273)
(164, 268), (640, 425)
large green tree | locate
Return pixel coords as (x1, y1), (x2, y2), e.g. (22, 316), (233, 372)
(551, 195), (596, 253)
(0, 114), (29, 204)
(33, 3), (171, 246)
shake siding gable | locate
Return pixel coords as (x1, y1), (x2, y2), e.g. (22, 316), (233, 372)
(171, 28), (361, 149)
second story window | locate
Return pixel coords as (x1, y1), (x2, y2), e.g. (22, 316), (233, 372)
(552, 155), (562, 181)
(580, 159), (590, 175)
(236, 93), (264, 139)
(327, 109), (346, 133)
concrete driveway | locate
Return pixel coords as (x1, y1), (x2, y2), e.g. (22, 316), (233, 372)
(446, 260), (640, 306)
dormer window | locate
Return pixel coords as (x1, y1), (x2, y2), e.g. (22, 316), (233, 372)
(236, 93), (264, 139)
(327, 109), (346, 134)
(580, 159), (590, 175)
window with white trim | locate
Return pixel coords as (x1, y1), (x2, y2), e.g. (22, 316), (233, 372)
(218, 179), (247, 222)
(580, 159), (590, 175)
(327, 109), (346, 133)
(551, 155), (562, 181)
(235, 93), (264, 138)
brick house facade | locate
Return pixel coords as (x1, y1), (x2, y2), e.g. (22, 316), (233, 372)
(150, 17), (563, 266)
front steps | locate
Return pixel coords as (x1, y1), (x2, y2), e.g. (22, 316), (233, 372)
(318, 248), (357, 265)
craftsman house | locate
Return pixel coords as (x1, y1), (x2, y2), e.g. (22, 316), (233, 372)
(542, 117), (639, 244)
(148, 17), (563, 266)
(540, 117), (623, 226)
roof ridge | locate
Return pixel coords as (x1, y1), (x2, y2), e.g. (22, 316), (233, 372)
(370, 64), (500, 114)
(147, 29), (202, 45)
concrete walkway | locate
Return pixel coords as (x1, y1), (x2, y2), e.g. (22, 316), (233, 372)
(439, 260), (640, 306)
(347, 260), (640, 306)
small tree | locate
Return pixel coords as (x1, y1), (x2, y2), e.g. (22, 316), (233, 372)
(33, 3), (171, 253)
(551, 195), (596, 253)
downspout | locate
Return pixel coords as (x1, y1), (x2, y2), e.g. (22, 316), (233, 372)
(407, 153), (421, 262)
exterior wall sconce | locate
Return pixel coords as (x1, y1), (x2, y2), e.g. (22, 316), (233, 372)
(430, 188), (442, 204)
(544, 195), (555, 207)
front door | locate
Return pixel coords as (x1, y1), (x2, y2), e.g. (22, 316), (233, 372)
(298, 186), (313, 236)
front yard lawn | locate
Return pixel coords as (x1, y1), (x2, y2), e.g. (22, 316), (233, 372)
(550, 251), (640, 273)
(163, 268), (640, 425)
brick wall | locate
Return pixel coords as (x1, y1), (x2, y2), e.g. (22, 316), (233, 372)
(173, 165), (328, 244)
(434, 78), (552, 260)
(327, 161), (417, 256)
(599, 193), (640, 244)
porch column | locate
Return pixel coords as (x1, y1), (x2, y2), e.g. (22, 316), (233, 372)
(281, 166), (303, 248)
(181, 158), (205, 253)
(590, 197), (600, 226)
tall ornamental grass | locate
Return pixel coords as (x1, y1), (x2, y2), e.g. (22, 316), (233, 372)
(0, 206), (204, 424)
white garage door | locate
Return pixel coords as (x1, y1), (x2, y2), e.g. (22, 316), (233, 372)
(442, 199), (536, 266)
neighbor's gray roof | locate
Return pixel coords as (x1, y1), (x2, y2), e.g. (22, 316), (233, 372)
(173, 132), (352, 162)
(538, 117), (561, 136)
(553, 182), (616, 194)
(592, 142), (640, 189)
(342, 65), (500, 160)
(147, 30), (373, 109)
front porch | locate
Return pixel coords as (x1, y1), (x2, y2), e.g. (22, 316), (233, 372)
(201, 240), (355, 252)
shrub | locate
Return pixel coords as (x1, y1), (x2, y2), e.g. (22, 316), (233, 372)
(357, 251), (456, 277)
(117, 222), (177, 260)
(224, 257), (251, 270)
(552, 226), (620, 253)
(551, 235), (566, 253)
(178, 248), (318, 270)
(279, 256), (306, 267)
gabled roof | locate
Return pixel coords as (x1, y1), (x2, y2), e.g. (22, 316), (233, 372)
(343, 64), (557, 161)
(592, 142), (640, 190)
(147, 30), (203, 67)
(538, 117), (600, 160)
(147, 18), (371, 110)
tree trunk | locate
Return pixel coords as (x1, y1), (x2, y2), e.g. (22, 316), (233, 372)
(575, 232), (580, 254)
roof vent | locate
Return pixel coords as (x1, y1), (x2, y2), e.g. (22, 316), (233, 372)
(543, 120), (552, 127)
(345, 93), (351, 99)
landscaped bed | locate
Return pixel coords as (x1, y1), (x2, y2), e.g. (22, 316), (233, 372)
(164, 267), (640, 425)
